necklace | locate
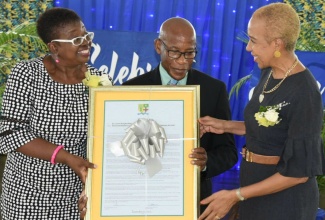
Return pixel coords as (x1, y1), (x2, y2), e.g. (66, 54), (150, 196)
(259, 59), (298, 103)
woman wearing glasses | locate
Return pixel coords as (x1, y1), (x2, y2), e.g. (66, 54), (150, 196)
(0, 8), (111, 219)
(123, 17), (238, 214)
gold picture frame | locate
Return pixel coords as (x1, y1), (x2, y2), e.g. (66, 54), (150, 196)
(86, 85), (200, 220)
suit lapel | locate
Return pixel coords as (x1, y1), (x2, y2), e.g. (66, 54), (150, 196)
(150, 66), (163, 85)
(185, 69), (196, 85)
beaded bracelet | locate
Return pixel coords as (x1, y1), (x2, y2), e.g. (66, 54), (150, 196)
(51, 145), (64, 165)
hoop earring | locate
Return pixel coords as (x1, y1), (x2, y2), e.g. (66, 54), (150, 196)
(274, 51), (281, 58)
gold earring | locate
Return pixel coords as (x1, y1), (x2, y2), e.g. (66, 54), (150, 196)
(274, 50), (281, 58)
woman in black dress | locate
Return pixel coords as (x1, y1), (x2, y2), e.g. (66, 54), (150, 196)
(198, 3), (325, 220)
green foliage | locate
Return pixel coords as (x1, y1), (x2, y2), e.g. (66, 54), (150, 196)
(258, 105), (267, 112)
(318, 176), (325, 193)
(0, 21), (48, 76)
(235, 31), (249, 44)
(317, 112), (325, 193)
(0, 21), (47, 111)
(296, 23), (325, 52)
(229, 73), (252, 99)
(0, 83), (5, 111)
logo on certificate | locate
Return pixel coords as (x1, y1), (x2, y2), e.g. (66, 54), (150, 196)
(138, 104), (149, 115)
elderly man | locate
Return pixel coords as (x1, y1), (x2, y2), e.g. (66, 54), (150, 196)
(123, 17), (238, 213)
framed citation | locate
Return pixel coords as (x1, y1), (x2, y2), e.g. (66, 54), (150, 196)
(85, 85), (200, 220)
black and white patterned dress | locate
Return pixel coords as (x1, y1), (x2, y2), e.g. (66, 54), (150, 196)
(0, 56), (110, 219)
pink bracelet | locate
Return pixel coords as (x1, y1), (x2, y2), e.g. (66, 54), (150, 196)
(51, 145), (64, 165)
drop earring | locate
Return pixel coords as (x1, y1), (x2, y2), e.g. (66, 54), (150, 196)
(51, 53), (59, 63)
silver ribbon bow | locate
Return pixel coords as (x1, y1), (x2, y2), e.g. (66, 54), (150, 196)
(121, 118), (167, 164)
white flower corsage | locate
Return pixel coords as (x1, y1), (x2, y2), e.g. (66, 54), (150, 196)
(254, 101), (289, 127)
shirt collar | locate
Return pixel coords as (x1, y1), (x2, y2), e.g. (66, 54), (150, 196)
(159, 63), (188, 85)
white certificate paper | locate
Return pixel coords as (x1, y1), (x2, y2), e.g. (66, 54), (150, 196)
(102, 100), (185, 216)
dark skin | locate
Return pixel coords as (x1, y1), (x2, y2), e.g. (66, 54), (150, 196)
(198, 15), (308, 220)
(79, 190), (88, 219)
(78, 19), (209, 218)
(17, 139), (95, 184)
(155, 18), (207, 171)
(17, 21), (96, 219)
(78, 18), (208, 218)
(18, 21), (96, 179)
(45, 21), (92, 84)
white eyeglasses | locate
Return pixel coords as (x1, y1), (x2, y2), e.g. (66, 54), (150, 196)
(51, 32), (94, 46)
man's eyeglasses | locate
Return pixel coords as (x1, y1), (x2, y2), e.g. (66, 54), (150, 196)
(51, 32), (94, 46)
(159, 39), (197, 59)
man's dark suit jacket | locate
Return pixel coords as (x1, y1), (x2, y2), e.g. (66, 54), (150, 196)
(123, 66), (238, 213)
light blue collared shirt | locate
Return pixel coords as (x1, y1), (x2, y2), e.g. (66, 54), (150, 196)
(159, 63), (188, 85)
